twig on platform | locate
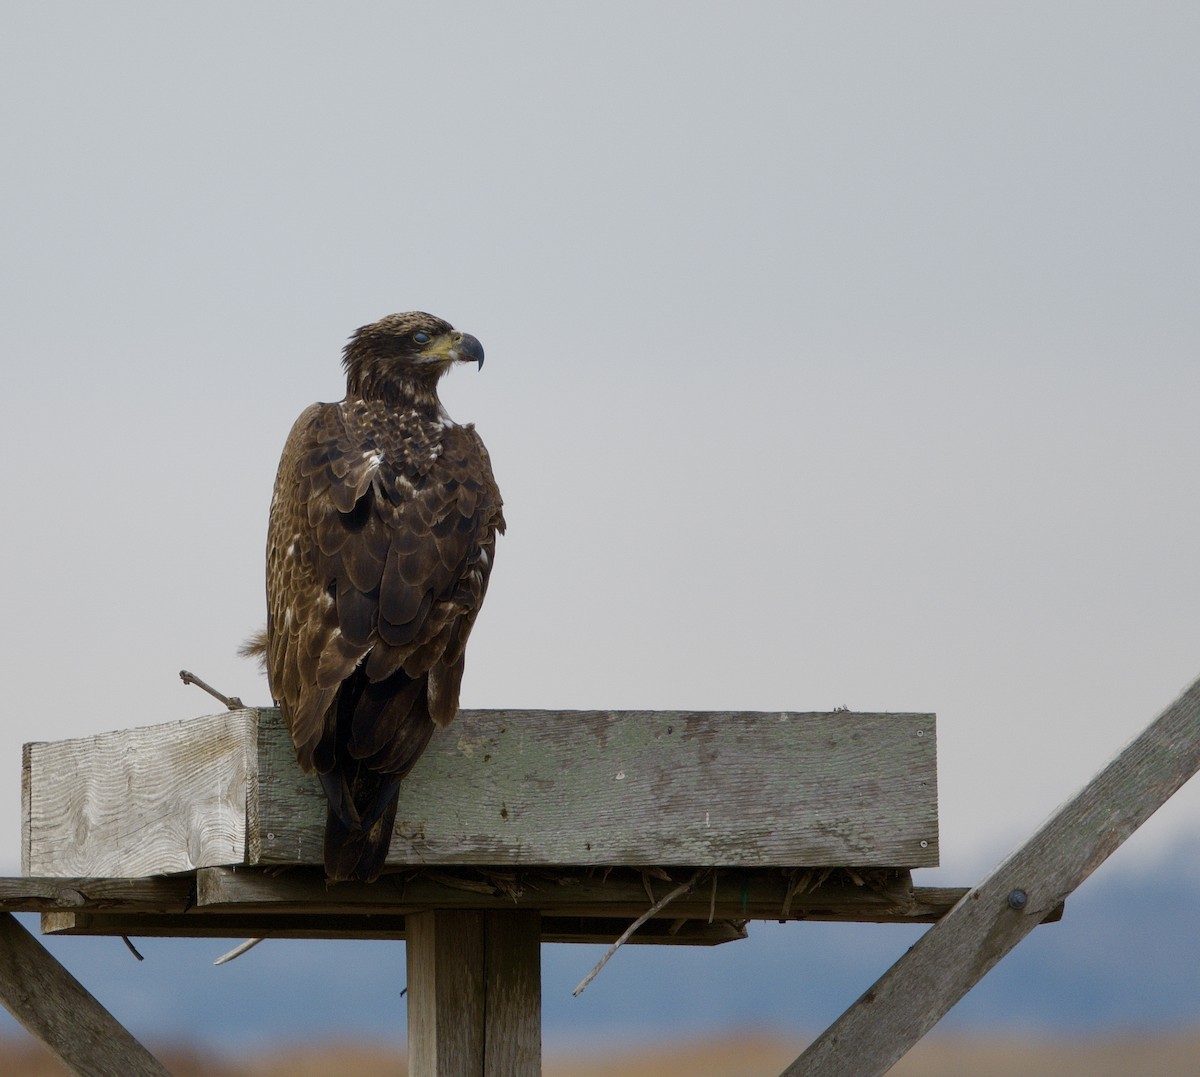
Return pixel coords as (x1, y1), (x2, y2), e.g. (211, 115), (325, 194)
(573, 869), (707, 997)
(179, 670), (245, 711)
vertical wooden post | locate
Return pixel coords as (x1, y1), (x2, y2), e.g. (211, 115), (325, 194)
(483, 910), (541, 1075)
(407, 911), (485, 1075)
(406, 909), (541, 1077)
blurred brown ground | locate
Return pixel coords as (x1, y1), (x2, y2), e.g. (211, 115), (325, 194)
(2, 1029), (1199, 1076)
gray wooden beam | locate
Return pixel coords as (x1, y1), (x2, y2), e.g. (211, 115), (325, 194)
(12, 867), (996, 940)
(0, 876), (193, 914)
(0, 912), (172, 1077)
(193, 865), (957, 923)
(25, 708), (939, 876)
(38, 909), (745, 946)
(783, 674), (1200, 1077)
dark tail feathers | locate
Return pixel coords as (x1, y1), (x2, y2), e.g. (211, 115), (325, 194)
(319, 666), (437, 882)
(320, 768), (402, 882)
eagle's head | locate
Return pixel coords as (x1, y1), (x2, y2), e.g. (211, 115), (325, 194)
(342, 311), (485, 406)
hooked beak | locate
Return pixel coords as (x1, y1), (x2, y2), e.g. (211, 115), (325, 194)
(451, 333), (485, 370)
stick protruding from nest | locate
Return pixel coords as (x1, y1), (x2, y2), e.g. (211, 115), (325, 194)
(179, 670), (245, 711)
(573, 868), (708, 997)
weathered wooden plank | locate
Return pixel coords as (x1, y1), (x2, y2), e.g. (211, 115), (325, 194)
(25, 708), (937, 875)
(0, 876), (193, 914)
(540, 917), (745, 945)
(0, 912), (172, 1077)
(259, 708), (938, 869)
(24, 707), (937, 875)
(37, 910), (748, 945)
(41, 909), (416, 940)
(785, 673), (1200, 1077)
(3, 869), (1036, 930)
(193, 866), (968, 924)
(26, 865), (994, 944)
(24, 710), (258, 877)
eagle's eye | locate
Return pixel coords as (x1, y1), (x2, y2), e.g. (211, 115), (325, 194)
(412, 331), (432, 345)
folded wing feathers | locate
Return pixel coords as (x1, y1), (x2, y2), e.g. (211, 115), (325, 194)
(266, 403), (501, 788)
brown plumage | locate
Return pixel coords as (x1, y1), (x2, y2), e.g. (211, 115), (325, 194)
(258, 312), (504, 881)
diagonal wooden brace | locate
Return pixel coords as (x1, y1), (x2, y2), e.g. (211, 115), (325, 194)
(783, 674), (1200, 1077)
(0, 912), (172, 1077)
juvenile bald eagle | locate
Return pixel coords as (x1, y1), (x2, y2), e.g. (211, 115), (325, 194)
(258, 312), (504, 882)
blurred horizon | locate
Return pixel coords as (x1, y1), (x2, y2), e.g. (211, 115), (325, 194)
(6, 1026), (1200, 1077)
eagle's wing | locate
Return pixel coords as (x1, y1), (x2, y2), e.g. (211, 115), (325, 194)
(265, 402), (503, 775)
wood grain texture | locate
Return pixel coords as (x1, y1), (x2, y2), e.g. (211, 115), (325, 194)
(0, 877), (193, 914)
(0, 912), (171, 1077)
(256, 707), (938, 869)
(24, 711), (258, 877)
(37, 910), (747, 945)
(484, 911), (541, 1077)
(23, 866), (989, 945)
(407, 910), (486, 1077)
(784, 673), (1200, 1077)
(404, 910), (541, 1076)
(193, 866), (963, 924)
(24, 707), (938, 876)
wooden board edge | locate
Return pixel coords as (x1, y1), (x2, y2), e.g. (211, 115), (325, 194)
(20, 742), (34, 877)
(243, 708), (263, 866)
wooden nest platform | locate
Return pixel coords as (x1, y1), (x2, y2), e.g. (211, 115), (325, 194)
(6, 703), (955, 1075)
(0, 862), (981, 947)
(11, 676), (1191, 1076)
(17, 705), (950, 945)
(23, 706), (940, 879)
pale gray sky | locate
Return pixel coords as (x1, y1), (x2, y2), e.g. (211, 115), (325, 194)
(2, 2), (1199, 879)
